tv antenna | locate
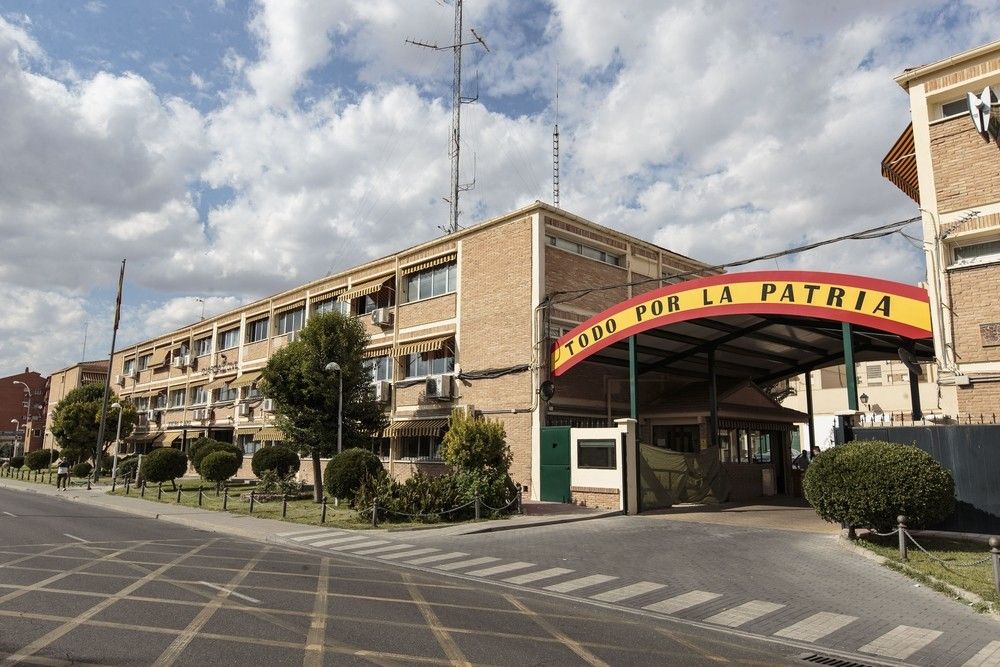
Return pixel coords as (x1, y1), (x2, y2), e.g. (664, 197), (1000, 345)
(406, 0), (489, 234)
(553, 61), (560, 208)
(195, 298), (206, 320)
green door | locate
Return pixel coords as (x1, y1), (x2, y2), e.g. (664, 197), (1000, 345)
(540, 426), (571, 502)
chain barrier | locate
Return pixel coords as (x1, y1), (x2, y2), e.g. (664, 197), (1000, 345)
(478, 495), (519, 512)
(868, 528), (900, 537)
(904, 530), (994, 568)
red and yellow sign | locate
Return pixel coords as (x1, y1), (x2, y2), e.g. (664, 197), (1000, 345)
(551, 271), (932, 376)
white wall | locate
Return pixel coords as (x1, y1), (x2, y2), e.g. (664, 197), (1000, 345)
(570, 427), (622, 507)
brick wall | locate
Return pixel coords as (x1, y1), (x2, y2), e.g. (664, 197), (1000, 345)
(930, 115), (1000, 214)
(947, 264), (1000, 364)
(955, 380), (1000, 415)
(544, 246), (629, 315)
(397, 293), (457, 329)
(570, 486), (619, 510)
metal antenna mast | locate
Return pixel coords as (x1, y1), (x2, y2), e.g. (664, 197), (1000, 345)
(406, 0), (488, 233)
(553, 61), (560, 208)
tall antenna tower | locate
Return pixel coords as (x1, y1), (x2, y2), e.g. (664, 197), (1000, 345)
(553, 62), (560, 208)
(406, 0), (489, 234)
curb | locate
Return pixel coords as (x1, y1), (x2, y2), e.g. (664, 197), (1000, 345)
(458, 510), (622, 534)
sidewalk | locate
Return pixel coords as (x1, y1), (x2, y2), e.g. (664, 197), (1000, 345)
(0, 477), (615, 540)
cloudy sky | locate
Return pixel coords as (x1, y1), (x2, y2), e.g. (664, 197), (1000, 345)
(0, 0), (997, 378)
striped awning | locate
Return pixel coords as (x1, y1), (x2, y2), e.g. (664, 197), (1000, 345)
(208, 375), (237, 390)
(274, 301), (305, 316)
(362, 345), (394, 359)
(718, 419), (798, 432)
(384, 418), (449, 437)
(881, 123), (919, 204)
(401, 253), (456, 275)
(253, 427), (283, 441)
(151, 349), (170, 366)
(163, 433), (184, 446)
(339, 276), (392, 302)
(394, 336), (451, 358)
(229, 371), (262, 389)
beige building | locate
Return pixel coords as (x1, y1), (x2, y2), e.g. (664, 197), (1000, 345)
(110, 202), (712, 499)
(42, 361), (110, 453)
(882, 40), (1000, 415)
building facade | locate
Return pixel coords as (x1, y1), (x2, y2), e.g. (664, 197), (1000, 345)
(110, 202), (713, 499)
(0, 368), (48, 454)
(882, 40), (1000, 415)
(41, 361), (110, 454)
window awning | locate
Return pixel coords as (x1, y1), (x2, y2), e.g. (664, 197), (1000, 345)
(274, 301), (305, 316)
(401, 253), (456, 276)
(151, 349), (170, 366)
(229, 371), (262, 389)
(362, 345), (394, 359)
(163, 433), (184, 446)
(384, 418), (449, 437)
(339, 276), (392, 302)
(253, 427), (283, 441)
(207, 375), (237, 391)
(881, 123), (919, 204)
(394, 336), (452, 358)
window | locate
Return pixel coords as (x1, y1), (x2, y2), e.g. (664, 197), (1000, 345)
(238, 433), (261, 457)
(365, 356), (394, 382)
(134, 396), (149, 411)
(403, 263), (456, 303)
(370, 438), (390, 459)
(399, 435), (441, 460)
(189, 385), (208, 405)
(195, 336), (212, 356)
(244, 385), (262, 400)
(546, 234), (622, 267)
(137, 354), (152, 371)
(123, 359), (135, 375)
(952, 239), (1000, 267)
(32, 428), (41, 437)
(405, 350), (454, 378)
(313, 298), (349, 316)
(217, 327), (240, 350)
(276, 307), (305, 335)
(215, 383), (238, 403)
(941, 88), (997, 118)
(577, 439), (617, 469)
(246, 317), (269, 343)
(168, 389), (185, 409)
(866, 365), (883, 385)
(153, 394), (166, 409)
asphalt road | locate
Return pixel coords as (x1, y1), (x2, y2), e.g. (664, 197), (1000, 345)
(0, 488), (820, 666)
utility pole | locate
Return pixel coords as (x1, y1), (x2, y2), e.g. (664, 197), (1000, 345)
(406, 0), (488, 234)
(553, 62), (560, 208)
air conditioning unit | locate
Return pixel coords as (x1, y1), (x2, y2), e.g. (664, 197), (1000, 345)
(373, 380), (391, 402)
(192, 408), (208, 421)
(171, 355), (184, 368)
(182, 354), (191, 367)
(425, 374), (452, 399)
(371, 308), (393, 327)
(115, 374), (125, 387)
(237, 403), (250, 417)
(262, 398), (275, 412)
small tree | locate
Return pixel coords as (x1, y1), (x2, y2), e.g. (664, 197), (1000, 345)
(49, 383), (137, 463)
(190, 440), (242, 475)
(200, 451), (241, 493)
(439, 409), (511, 474)
(72, 462), (93, 478)
(251, 446), (301, 478)
(9, 455), (24, 469)
(140, 448), (188, 490)
(25, 449), (52, 471)
(324, 448), (384, 500)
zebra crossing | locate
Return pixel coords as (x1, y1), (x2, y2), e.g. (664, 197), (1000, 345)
(277, 528), (998, 666)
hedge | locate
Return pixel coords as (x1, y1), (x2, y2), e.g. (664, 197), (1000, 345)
(72, 462), (93, 478)
(803, 439), (955, 530)
(25, 449), (54, 471)
(9, 455), (24, 469)
(324, 448), (384, 500)
(140, 448), (189, 487)
(200, 451), (241, 490)
(251, 445), (301, 478)
(191, 441), (242, 475)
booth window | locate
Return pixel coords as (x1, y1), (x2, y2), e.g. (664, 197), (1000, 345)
(577, 439), (616, 469)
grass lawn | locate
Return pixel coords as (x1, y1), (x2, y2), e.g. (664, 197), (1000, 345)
(2, 467), (93, 489)
(857, 533), (999, 610)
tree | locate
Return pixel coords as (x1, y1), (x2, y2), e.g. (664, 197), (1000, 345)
(200, 451), (241, 492)
(49, 383), (137, 464)
(439, 409), (511, 475)
(140, 448), (188, 490)
(260, 311), (387, 502)
(251, 446), (301, 478)
(189, 439), (242, 475)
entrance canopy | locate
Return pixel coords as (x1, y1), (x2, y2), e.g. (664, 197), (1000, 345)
(551, 271), (933, 384)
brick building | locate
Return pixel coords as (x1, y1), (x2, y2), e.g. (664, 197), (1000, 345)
(110, 202), (713, 498)
(882, 40), (1000, 414)
(42, 361), (110, 454)
(0, 368), (47, 455)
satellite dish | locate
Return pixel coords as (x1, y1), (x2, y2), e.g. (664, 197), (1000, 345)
(539, 380), (555, 402)
(897, 346), (922, 377)
(967, 86), (993, 137)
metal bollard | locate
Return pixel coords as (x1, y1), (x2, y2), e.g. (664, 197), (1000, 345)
(124, 478), (130, 495)
(158, 482), (163, 500)
(222, 487), (228, 511)
(897, 516), (908, 562)
(141, 480), (147, 497)
(249, 490), (255, 514)
(111, 477), (116, 493)
(87, 477), (91, 491)
(321, 496), (327, 523)
(517, 487), (523, 515)
(198, 486), (203, 507)
(991, 537), (1000, 595)
(176, 487), (182, 503)
(371, 502), (378, 528)
(474, 492), (481, 520)
(282, 494), (288, 518)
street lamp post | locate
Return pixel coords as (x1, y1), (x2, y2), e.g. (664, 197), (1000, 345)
(324, 362), (343, 455)
(9, 419), (20, 458)
(13, 381), (31, 453)
(109, 402), (125, 482)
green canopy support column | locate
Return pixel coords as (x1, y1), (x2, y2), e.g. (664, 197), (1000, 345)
(708, 347), (719, 448)
(903, 340), (923, 421)
(804, 371), (816, 452)
(841, 323), (858, 411)
(629, 335), (638, 420)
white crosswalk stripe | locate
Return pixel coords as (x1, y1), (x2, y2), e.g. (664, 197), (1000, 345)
(329, 540), (390, 551)
(311, 535), (371, 547)
(279, 528), (332, 538)
(288, 530), (342, 542)
(351, 543), (416, 555)
(859, 625), (942, 660)
(703, 600), (785, 628)
(465, 562), (535, 577)
(502, 568), (574, 585)
(378, 548), (440, 561)
(963, 641), (1000, 667)
(544, 574), (617, 593)
(589, 581), (665, 603)
(774, 612), (857, 642)
(405, 552), (469, 565)
(643, 590), (721, 615)
(435, 557), (501, 571)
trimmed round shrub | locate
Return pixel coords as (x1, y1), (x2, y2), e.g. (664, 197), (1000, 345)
(116, 455), (139, 480)
(251, 445), (300, 478)
(72, 462), (93, 478)
(324, 448), (384, 500)
(200, 451), (241, 489)
(9, 455), (24, 469)
(191, 441), (242, 475)
(140, 447), (189, 485)
(25, 449), (53, 471)
(803, 440), (955, 530)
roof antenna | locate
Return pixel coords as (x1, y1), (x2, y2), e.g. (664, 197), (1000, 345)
(406, 0), (489, 234)
(553, 60), (560, 208)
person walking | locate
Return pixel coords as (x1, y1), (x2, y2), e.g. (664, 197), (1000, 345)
(56, 457), (69, 490)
